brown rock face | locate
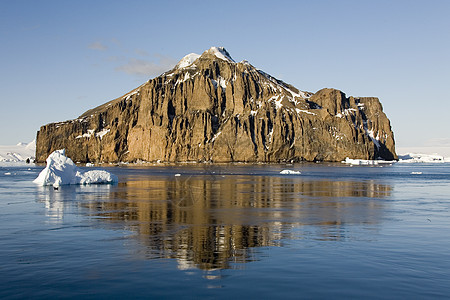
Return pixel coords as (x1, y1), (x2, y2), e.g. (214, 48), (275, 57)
(35, 47), (397, 163)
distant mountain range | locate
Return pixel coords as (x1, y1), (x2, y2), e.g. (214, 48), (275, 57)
(35, 47), (397, 163)
(0, 140), (35, 163)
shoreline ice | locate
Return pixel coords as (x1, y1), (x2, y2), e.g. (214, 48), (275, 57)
(342, 152), (450, 165)
(342, 157), (395, 165)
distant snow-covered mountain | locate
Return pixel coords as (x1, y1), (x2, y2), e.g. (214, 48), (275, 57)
(398, 152), (450, 163)
(0, 140), (36, 163)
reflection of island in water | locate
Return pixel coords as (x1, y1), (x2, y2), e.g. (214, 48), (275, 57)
(74, 174), (391, 270)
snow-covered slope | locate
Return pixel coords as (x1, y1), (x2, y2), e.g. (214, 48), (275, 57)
(0, 140), (35, 163)
(174, 53), (201, 69)
(173, 47), (234, 70)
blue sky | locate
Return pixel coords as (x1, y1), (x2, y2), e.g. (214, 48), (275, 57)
(1, 0), (449, 150)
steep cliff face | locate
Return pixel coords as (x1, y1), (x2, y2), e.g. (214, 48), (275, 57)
(36, 47), (397, 163)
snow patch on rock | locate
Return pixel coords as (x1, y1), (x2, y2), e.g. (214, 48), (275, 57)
(175, 53), (201, 69)
(205, 47), (235, 63)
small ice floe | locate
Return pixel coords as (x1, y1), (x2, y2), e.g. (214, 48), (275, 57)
(174, 173), (181, 177)
(33, 149), (118, 187)
(342, 157), (393, 165)
(4, 172), (11, 175)
(280, 170), (301, 175)
(86, 162), (95, 167)
(411, 172), (423, 175)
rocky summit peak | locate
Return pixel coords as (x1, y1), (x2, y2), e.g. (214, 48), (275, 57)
(202, 47), (235, 63)
(175, 47), (235, 70)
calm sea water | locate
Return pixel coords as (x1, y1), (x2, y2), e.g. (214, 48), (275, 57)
(1, 162), (449, 299)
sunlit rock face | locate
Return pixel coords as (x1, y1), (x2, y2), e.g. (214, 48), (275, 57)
(35, 47), (397, 163)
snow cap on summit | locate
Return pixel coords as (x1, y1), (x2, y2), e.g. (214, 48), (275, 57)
(203, 47), (235, 63)
(175, 53), (200, 69)
(174, 47), (235, 70)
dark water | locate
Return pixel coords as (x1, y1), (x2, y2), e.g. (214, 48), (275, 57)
(1, 162), (449, 299)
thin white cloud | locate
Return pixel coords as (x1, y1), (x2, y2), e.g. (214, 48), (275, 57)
(135, 48), (150, 56)
(88, 41), (108, 51)
(115, 55), (177, 77)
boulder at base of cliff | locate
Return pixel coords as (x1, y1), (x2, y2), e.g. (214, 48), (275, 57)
(33, 149), (118, 187)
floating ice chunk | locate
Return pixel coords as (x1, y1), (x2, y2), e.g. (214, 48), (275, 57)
(33, 149), (118, 187)
(411, 171), (423, 175)
(342, 157), (393, 165)
(280, 169), (301, 175)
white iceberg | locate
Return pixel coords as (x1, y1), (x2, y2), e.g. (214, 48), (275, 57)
(280, 169), (301, 175)
(33, 149), (118, 187)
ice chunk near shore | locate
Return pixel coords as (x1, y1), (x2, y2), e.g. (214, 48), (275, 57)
(33, 149), (118, 187)
(342, 157), (393, 165)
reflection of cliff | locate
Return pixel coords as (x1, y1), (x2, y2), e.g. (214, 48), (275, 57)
(80, 175), (391, 270)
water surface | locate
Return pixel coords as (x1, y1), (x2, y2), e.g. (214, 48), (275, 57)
(1, 163), (449, 298)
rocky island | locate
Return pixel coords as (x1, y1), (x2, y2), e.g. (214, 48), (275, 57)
(35, 47), (397, 163)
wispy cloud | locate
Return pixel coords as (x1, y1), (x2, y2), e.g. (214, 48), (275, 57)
(87, 39), (177, 78)
(115, 55), (177, 77)
(135, 48), (149, 57)
(88, 41), (108, 51)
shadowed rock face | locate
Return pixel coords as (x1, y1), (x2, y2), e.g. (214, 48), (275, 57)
(36, 47), (397, 163)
